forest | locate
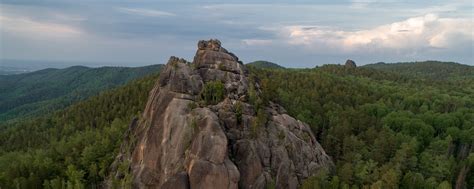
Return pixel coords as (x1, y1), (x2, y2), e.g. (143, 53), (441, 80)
(0, 65), (162, 122)
(0, 73), (159, 188)
(0, 61), (472, 188)
(251, 62), (473, 189)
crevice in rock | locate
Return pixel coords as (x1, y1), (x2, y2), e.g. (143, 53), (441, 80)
(107, 39), (333, 189)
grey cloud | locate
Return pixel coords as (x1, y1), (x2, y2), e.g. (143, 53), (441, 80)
(1, 0), (472, 67)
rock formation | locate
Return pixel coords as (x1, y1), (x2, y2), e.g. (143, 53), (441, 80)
(109, 39), (333, 189)
(345, 59), (357, 68)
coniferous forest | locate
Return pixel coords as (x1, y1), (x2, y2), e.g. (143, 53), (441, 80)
(250, 62), (474, 189)
(0, 61), (473, 188)
(2, 0), (473, 188)
(0, 65), (163, 122)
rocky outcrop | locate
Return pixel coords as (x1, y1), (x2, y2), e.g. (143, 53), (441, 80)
(109, 39), (333, 189)
(345, 59), (357, 68)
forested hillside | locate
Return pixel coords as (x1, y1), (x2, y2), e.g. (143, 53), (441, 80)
(0, 61), (472, 188)
(250, 63), (474, 189)
(0, 73), (159, 188)
(0, 65), (162, 122)
(246, 60), (285, 69)
(364, 61), (474, 80)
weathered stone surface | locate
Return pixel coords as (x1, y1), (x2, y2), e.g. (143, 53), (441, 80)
(345, 59), (357, 68)
(160, 172), (189, 189)
(108, 39), (333, 189)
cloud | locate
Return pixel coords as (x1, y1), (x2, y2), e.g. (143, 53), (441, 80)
(241, 39), (272, 46)
(1, 1), (472, 66)
(0, 15), (82, 38)
(275, 14), (473, 53)
(116, 7), (176, 17)
(51, 13), (86, 22)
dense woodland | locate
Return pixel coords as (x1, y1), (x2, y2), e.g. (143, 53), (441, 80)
(0, 73), (159, 188)
(251, 62), (474, 189)
(365, 61), (474, 80)
(0, 61), (473, 188)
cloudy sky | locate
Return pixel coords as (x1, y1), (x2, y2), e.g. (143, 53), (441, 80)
(0, 0), (472, 67)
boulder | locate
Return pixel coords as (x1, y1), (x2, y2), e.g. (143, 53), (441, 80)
(108, 39), (333, 189)
(345, 59), (357, 68)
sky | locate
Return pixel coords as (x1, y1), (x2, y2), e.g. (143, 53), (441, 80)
(0, 0), (473, 68)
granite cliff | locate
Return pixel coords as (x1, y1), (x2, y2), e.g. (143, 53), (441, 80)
(345, 59), (357, 68)
(109, 39), (333, 189)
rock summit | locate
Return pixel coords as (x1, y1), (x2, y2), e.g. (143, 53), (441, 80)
(109, 39), (333, 189)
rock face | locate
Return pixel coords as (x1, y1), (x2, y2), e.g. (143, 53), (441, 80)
(345, 59), (357, 68)
(109, 39), (333, 189)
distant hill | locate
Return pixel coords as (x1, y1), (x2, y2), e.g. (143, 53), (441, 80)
(364, 61), (474, 80)
(1, 59), (153, 73)
(2, 58), (473, 188)
(0, 66), (31, 75)
(246, 60), (285, 69)
(0, 64), (163, 121)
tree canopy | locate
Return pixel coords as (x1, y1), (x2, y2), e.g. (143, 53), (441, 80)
(0, 61), (472, 188)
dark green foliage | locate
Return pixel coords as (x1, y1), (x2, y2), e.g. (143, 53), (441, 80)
(253, 61), (473, 188)
(246, 74), (269, 138)
(187, 102), (198, 110)
(246, 60), (285, 69)
(0, 65), (163, 122)
(364, 61), (474, 80)
(235, 101), (243, 124)
(0, 73), (159, 188)
(301, 170), (331, 189)
(247, 81), (265, 110)
(0, 61), (472, 188)
(250, 108), (267, 138)
(200, 80), (225, 105)
(401, 171), (425, 189)
(255, 108), (268, 128)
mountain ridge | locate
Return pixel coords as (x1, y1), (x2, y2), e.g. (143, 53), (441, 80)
(108, 39), (333, 189)
(0, 64), (163, 122)
(363, 60), (474, 80)
(247, 60), (285, 69)
(0, 55), (472, 188)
